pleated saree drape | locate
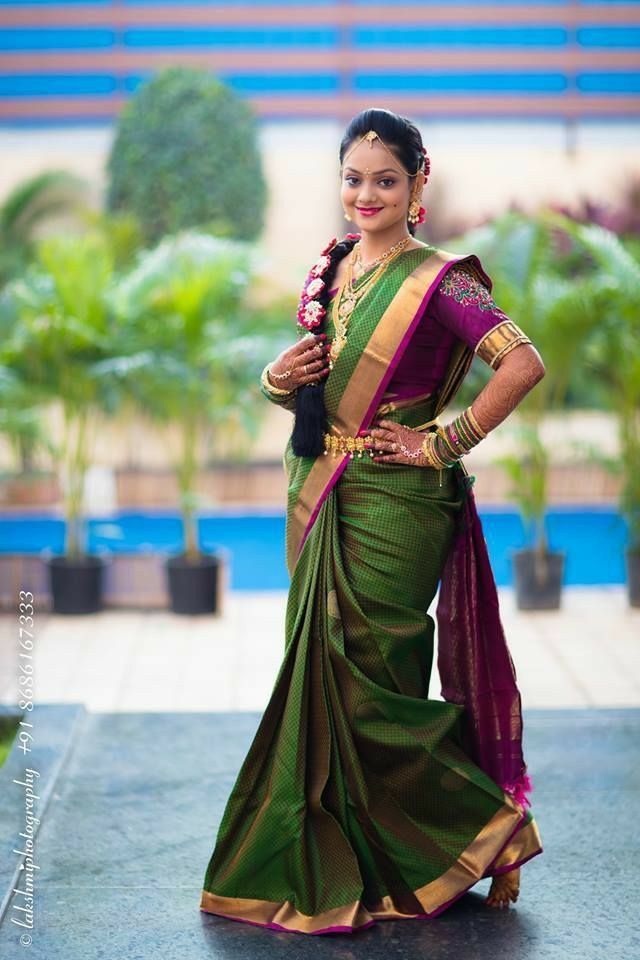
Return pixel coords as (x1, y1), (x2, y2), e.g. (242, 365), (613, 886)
(200, 246), (543, 935)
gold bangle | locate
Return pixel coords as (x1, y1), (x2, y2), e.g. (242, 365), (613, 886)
(465, 405), (488, 440)
(261, 363), (295, 397)
(421, 433), (448, 469)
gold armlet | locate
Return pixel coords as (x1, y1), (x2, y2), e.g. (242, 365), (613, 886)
(474, 320), (532, 369)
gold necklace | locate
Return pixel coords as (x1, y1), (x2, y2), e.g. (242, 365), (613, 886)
(352, 235), (412, 280)
(329, 237), (412, 369)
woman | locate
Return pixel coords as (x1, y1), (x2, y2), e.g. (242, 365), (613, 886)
(200, 108), (545, 935)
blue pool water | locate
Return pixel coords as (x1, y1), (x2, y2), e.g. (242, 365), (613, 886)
(0, 506), (631, 590)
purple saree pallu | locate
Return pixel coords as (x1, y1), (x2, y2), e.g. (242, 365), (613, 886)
(199, 244), (543, 934)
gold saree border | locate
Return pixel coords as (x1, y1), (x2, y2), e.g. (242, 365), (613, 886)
(286, 248), (474, 575)
(486, 815), (543, 875)
(200, 800), (543, 934)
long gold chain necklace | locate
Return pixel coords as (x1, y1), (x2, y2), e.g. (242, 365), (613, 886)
(329, 236), (412, 369)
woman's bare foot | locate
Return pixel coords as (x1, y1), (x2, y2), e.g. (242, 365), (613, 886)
(486, 866), (520, 908)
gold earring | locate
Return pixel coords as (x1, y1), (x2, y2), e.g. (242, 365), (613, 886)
(344, 211), (352, 221)
(407, 198), (421, 224)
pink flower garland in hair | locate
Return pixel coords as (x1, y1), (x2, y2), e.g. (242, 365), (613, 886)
(296, 233), (360, 331)
(417, 145), (430, 225)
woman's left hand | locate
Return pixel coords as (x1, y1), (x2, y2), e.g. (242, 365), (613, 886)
(364, 419), (432, 466)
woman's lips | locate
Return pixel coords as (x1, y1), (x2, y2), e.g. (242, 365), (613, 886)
(356, 207), (383, 217)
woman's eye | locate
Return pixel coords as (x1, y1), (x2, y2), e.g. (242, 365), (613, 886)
(345, 177), (395, 187)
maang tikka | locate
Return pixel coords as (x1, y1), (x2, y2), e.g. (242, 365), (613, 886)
(341, 129), (429, 225)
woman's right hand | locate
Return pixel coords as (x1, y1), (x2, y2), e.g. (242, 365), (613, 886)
(267, 333), (331, 390)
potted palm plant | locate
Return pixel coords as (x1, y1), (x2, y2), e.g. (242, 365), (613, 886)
(543, 215), (640, 606)
(108, 230), (276, 614)
(452, 210), (601, 608)
(493, 422), (566, 609)
(1, 230), (120, 613)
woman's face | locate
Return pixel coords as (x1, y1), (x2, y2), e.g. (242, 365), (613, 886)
(340, 138), (423, 235)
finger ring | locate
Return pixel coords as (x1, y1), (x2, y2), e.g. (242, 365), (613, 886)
(303, 364), (307, 374)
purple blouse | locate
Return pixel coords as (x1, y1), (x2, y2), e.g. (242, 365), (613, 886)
(328, 264), (514, 400)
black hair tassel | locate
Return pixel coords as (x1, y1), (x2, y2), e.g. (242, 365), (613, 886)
(291, 382), (327, 456)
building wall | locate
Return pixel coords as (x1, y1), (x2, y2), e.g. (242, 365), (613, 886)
(1, 1), (639, 279)
(1, 0), (639, 125)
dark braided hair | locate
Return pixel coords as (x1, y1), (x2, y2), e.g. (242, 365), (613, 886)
(291, 108), (429, 457)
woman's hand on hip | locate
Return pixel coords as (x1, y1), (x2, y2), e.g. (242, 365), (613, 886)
(364, 419), (436, 467)
(268, 333), (331, 390)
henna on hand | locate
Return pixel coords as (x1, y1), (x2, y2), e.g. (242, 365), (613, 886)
(365, 420), (436, 467)
(470, 342), (545, 434)
(269, 333), (331, 390)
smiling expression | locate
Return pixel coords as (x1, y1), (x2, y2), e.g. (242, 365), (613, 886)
(340, 138), (425, 234)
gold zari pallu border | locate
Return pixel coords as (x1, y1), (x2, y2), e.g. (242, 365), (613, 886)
(474, 319), (532, 369)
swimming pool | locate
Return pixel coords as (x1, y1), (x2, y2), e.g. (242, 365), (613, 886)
(0, 506), (631, 590)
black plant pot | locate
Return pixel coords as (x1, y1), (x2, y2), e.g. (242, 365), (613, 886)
(512, 548), (565, 610)
(165, 552), (222, 615)
(625, 549), (640, 608)
(47, 554), (107, 614)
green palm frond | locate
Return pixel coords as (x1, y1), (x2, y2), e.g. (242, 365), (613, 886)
(541, 213), (640, 299)
(0, 170), (88, 240)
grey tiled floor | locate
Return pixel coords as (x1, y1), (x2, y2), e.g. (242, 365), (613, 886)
(0, 706), (637, 959)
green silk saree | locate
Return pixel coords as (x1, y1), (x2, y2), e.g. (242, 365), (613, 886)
(200, 245), (543, 934)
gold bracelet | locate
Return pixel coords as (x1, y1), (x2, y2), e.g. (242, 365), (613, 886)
(261, 363), (295, 397)
(420, 432), (449, 469)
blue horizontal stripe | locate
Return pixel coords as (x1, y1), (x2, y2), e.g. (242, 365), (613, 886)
(356, 72), (568, 92)
(355, 27), (568, 47)
(120, 0), (569, 5)
(0, 24), (636, 56)
(0, 71), (574, 98)
(0, 0), (331, 4)
(122, 0), (335, 5)
(578, 27), (640, 46)
(0, 0), (111, 5)
(124, 28), (337, 47)
(0, 73), (117, 94)
(577, 71), (640, 91)
(0, 0), (634, 5)
(356, 0), (569, 4)
(125, 71), (338, 93)
(2, 72), (638, 99)
(4, 25), (637, 56)
(0, 29), (114, 50)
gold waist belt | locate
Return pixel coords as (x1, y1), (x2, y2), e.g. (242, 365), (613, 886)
(323, 432), (374, 459)
(323, 415), (442, 459)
